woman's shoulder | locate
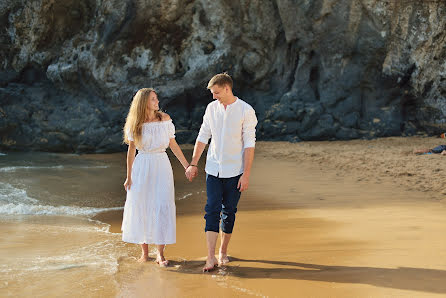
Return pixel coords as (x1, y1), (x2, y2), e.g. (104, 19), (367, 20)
(159, 112), (171, 121)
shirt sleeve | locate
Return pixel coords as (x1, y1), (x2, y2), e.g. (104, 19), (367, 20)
(168, 121), (176, 139)
(196, 105), (212, 144)
(242, 106), (257, 149)
(126, 128), (134, 141)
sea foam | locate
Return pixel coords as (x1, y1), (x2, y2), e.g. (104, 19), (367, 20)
(0, 182), (122, 216)
(0, 165), (108, 172)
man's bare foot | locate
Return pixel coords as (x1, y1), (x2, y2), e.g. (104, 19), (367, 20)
(203, 256), (218, 272)
(218, 252), (230, 265)
(156, 255), (169, 267)
(138, 255), (149, 263)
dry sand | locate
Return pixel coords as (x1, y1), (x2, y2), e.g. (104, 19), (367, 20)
(96, 137), (446, 297)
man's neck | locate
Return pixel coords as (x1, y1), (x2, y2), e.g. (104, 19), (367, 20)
(221, 95), (237, 109)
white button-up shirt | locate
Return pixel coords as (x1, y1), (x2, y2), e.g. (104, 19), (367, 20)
(196, 97), (258, 178)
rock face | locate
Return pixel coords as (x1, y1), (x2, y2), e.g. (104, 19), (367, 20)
(1, 0), (445, 152)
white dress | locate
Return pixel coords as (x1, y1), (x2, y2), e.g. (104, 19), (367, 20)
(121, 120), (176, 245)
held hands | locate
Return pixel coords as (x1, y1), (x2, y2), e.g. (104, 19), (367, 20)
(185, 165), (198, 182)
(123, 177), (132, 191)
(237, 174), (250, 192)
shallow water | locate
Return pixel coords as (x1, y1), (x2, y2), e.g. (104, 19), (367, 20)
(0, 151), (205, 297)
(0, 152), (123, 296)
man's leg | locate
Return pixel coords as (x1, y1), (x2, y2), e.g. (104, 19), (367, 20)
(204, 174), (223, 270)
(219, 232), (231, 264)
(219, 174), (242, 264)
(205, 231), (218, 269)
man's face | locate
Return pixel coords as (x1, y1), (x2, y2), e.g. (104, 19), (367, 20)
(210, 84), (227, 103)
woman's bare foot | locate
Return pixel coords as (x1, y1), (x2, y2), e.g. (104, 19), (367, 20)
(218, 252), (230, 265)
(203, 256), (218, 272)
(156, 255), (169, 267)
(138, 255), (149, 263)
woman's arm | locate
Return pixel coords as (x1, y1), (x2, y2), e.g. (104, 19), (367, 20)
(169, 138), (189, 170)
(124, 141), (136, 190)
(161, 112), (189, 170)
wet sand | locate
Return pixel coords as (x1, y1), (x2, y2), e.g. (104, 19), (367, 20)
(96, 137), (446, 297)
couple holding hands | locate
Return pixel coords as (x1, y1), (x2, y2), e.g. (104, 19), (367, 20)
(121, 73), (258, 272)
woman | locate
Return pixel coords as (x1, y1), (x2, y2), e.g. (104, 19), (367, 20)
(122, 88), (189, 266)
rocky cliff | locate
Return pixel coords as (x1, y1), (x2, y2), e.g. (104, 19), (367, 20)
(1, 0), (445, 152)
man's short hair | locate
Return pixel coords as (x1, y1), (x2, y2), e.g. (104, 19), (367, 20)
(207, 73), (233, 89)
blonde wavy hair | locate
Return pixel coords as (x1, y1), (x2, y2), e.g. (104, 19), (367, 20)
(123, 88), (162, 146)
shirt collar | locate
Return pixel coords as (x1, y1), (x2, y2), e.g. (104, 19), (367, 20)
(218, 96), (239, 109)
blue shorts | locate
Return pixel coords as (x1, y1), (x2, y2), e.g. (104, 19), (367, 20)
(431, 145), (446, 154)
(204, 174), (242, 234)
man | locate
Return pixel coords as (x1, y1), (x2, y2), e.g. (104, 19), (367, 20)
(185, 73), (258, 272)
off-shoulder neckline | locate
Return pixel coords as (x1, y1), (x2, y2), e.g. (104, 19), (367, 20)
(142, 119), (172, 125)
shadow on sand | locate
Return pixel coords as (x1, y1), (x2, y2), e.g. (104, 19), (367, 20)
(168, 257), (446, 294)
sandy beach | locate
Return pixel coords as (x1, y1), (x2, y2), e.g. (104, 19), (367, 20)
(94, 137), (446, 297)
(1, 137), (446, 297)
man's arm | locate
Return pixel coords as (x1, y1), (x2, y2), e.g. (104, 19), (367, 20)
(186, 105), (211, 181)
(238, 104), (257, 191)
(237, 147), (255, 192)
(185, 140), (207, 181)
(191, 140), (207, 166)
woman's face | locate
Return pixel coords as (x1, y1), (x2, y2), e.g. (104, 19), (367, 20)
(146, 91), (159, 113)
